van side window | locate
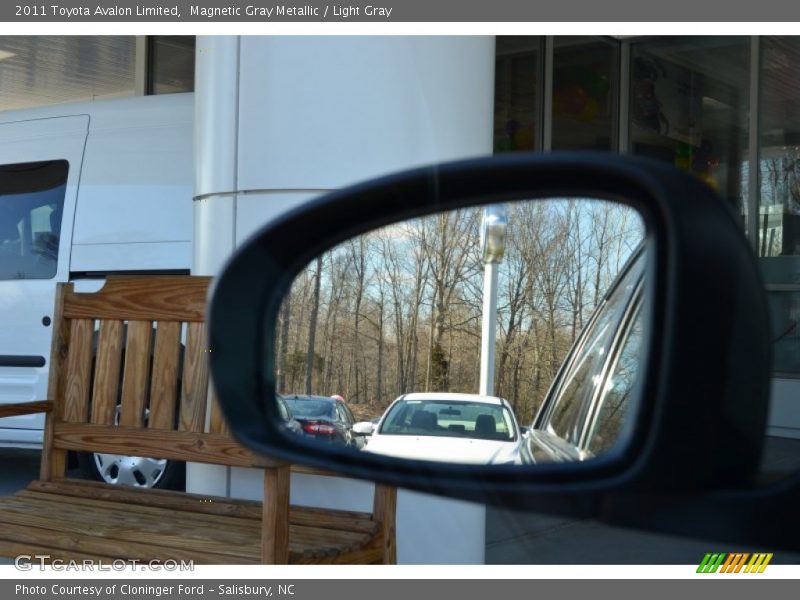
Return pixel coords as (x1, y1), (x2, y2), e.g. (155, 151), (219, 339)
(0, 160), (68, 280)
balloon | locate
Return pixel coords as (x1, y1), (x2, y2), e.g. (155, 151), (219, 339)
(674, 156), (691, 171)
(700, 172), (720, 192)
(559, 85), (588, 115)
(512, 126), (535, 150)
(676, 141), (693, 158)
(586, 73), (610, 99)
(494, 138), (511, 153)
(577, 98), (599, 122)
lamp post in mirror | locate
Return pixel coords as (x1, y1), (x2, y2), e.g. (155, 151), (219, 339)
(479, 204), (507, 396)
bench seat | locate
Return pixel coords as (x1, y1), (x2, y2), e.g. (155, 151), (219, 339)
(0, 478), (385, 564)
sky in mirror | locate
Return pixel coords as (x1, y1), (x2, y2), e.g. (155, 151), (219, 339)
(275, 198), (644, 463)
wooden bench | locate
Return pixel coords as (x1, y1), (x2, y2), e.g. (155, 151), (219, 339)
(0, 277), (396, 564)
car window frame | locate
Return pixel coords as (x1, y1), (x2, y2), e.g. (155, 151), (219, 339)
(534, 250), (645, 449)
(335, 402), (349, 426)
(580, 287), (644, 453)
(341, 403), (355, 425)
(276, 395), (290, 421)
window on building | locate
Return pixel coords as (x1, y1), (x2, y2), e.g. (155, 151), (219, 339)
(0, 36), (136, 111)
(494, 36), (542, 153)
(758, 37), (800, 376)
(551, 36), (619, 151)
(0, 36), (195, 112)
(147, 36), (195, 94)
(628, 37), (751, 224)
(0, 160), (68, 280)
(758, 37), (800, 260)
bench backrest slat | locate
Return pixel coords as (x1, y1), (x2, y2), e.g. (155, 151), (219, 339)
(180, 322), (210, 433)
(91, 320), (124, 425)
(62, 319), (94, 423)
(149, 321), (181, 430)
(120, 320), (152, 428)
(208, 385), (229, 436)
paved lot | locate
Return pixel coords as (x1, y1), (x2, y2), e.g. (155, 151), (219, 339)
(0, 448), (41, 565)
(1, 438), (799, 565)
(486, 436), (800, 564)
(0, 448), (40, 497)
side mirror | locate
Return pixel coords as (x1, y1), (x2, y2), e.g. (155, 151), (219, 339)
(209, 152), (786, 547)
(353, 422), (376, 436)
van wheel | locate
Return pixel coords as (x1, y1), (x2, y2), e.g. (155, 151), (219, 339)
(75, 397), (185, 490)
(78, 338), (186, 490)
(77, 451), (185, 490)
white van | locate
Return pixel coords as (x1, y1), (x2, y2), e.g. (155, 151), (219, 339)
(0, 93), (193, 486)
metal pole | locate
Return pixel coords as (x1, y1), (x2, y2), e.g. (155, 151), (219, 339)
(479, 204), (507, 397)
(479, 262), (499, 396)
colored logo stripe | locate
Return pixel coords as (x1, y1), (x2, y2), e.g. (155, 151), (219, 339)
(697, 553), (726, 573)
(697, 553), (773, 573)
(721, 553), (749, 573)
(744, 553), (773, 573)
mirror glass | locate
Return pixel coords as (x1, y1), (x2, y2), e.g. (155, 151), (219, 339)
(273, 197), (646, 466)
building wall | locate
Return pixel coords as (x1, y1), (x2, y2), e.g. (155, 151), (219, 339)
(190, 35), (496, 564)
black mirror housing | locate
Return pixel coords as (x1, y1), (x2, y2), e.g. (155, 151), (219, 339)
(209, 152), (770, 511)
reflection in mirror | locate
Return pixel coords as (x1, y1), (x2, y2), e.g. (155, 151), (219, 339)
(274, 198), (645, 466)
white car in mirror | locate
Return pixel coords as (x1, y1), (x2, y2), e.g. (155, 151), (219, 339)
(361, 393), (523, 465)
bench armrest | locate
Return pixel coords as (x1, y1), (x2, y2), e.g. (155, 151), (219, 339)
(0, 400), (52, 419)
